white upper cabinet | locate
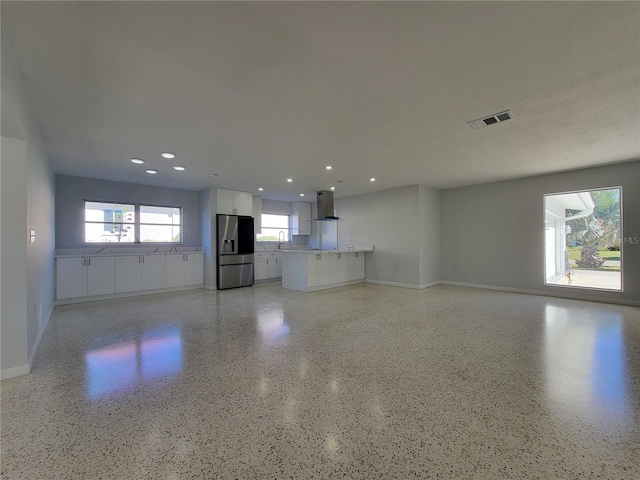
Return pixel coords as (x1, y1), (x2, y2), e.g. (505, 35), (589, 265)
(292, 202), (311, 236)
(217, 188), (253, 216)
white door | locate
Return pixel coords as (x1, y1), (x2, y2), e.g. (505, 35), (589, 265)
(165, 254), (186, 287)
(56, 257), (86, 299)
(329, 253), (348, 283)
(254, 257), (268, 281)
(114, 256), (141, 293)
(141, 255), (165, 290)
(216, 188), (235, 215)
(348, 252), (365, 280)
(185, 253), (204, 286)
(87, 256), (114, 296)
(234, 191), (253, 216)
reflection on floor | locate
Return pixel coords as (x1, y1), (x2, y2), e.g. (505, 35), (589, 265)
(1, 284), (638, 478)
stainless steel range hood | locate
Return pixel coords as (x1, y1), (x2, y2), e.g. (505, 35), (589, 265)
(317, 190), (339, 220)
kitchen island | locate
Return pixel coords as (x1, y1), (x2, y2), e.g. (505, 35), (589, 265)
(281, 249), (371, 292)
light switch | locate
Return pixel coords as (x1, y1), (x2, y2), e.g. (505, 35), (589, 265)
(30, 229), (36, 243)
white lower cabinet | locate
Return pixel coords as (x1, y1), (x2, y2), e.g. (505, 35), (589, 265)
(141, 255), (166, 290)
(114, 256), (141, 293)
(329, 252), (348, 284)
(166, 253), (204, 287)
(56, 257), (87, 299)
(348, 252), (365, 281)
(307, 253), (330, 287)
(57, 252), (203, 302)
(56, 256), (114, 299)
(254, 252), (282, 281)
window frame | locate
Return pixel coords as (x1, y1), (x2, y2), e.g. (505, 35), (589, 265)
(543, 186), (623, 292)
(84, 200), (183, 245)
(256, 213), (291, 242)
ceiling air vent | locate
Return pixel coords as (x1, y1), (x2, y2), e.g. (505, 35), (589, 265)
(468, 110), (514, 129)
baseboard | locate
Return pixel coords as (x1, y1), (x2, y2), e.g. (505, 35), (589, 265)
(364, 279), (441, 290)
(55, 285), (205, 305)
(440, 281), (640, 307)
(1, 364), (30, 380)
(28, 304), (55, 372)
(204, 285), (217, 291)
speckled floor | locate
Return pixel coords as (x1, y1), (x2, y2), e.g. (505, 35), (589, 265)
(2, 284), (639, 479)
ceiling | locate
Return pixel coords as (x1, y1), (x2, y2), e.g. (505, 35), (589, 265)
(2, 2), (639, 201)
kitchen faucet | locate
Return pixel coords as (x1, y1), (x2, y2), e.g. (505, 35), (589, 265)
(278, 231), (285, 249)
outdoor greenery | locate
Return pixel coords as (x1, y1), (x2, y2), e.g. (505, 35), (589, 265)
(566, 189), (621, 269)
(567, 247), (620, 271)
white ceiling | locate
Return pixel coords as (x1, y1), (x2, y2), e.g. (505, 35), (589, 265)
(2, 2), (639, 201)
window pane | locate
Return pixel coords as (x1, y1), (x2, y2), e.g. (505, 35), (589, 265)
(85, 202), (135, 223)
(85, 223), (134, 243)
(257, 228), (290, 242)
(140, 205), (181, 225)
(140, 225), (181, 243)
(544, 187), (621, 291)
(261, 214), (289, 229)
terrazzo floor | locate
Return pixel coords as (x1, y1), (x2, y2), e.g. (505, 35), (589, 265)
(1, 283), (639, 479)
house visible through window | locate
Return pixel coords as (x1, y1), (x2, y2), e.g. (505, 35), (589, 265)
(544, 187), (622, 291)
(84, 201), (182, 243)
(257, 214), (290, 242)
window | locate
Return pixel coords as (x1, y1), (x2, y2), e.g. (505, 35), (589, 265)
(84, 201), (182, 244)
(257, 214), (290, 242)
(544, 187), (622, 291)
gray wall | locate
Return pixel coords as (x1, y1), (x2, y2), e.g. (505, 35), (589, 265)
(1, 30), (56, 377)
(334, 185), (422, 286)
(55, 175), (202, 248)
(441, 161), (640, 303)
(199, 187), (216, 288)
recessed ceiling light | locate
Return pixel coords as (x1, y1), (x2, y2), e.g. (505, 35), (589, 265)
(258, 187), (264, 191)
(173, 165), (186, 171)
(326, 165), (332, 170)
(370, 178), (376, 182)
(300, 193), (304, 197)
(287, 178), (293, 182)
(161, 152), (175, 159)
(330, 187), (336, 190)
(130, 158), (144, 165)
(146, 169), (158, 175)
(210, 174), (218, 178)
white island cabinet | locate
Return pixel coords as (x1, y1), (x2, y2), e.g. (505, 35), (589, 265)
(282, 249), (370, 292)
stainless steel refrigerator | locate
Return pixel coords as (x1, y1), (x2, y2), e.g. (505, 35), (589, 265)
(216, 214), (254, 289)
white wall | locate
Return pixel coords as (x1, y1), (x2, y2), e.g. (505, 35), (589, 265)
(440, 161), (640, 304)
(333, 185), (422, 287)
(1, 31), (56, 378)
(55, 175), (202, 248)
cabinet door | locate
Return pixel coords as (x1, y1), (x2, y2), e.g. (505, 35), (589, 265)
(185, 253), (204, 286)
(254, 257), (268, 281)
(56, 257), (86, 299)
(306, 254), (319, 287)
(114, 256), (141, 293)
(165, 254), (186, 287)
(317, 253), (331, 286)
(234, 191), (253, 216)
(292, 202), (311, 235)
(267, 257), (279, 278)
(87, 257), (114, 296)
(276, 256), (283, 278)
(348, 252), (365, 280)
(141, 255), (165, 290)
(330, 253), (348, 283)
(216, 188), (235, 215)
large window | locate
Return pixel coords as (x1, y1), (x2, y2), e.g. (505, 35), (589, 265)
(544, 187), (622, 291)
(84, 201), (182, 244)
(257, 214), (290, 242)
